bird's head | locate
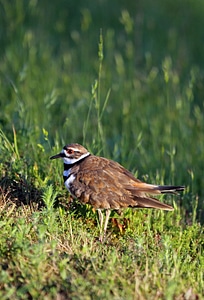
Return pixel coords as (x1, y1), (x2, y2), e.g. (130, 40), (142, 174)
(50, 143), (90, 165)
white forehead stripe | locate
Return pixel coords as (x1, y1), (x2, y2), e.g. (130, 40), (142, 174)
(62, 150), (90, 165)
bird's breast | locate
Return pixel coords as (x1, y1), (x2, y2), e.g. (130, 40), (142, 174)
(64, 173), (75, 190)
(63, 169), (76, 192)
(63, 169), (70, 182)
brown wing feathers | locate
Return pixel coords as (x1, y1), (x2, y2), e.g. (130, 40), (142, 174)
(113, 160), (184, 210)
(66, 155), (184, 211)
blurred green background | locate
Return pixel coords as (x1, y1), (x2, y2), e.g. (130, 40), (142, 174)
(0, 0), (204, 216)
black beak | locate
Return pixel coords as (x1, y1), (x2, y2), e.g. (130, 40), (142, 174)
(50, 152), (64, 160)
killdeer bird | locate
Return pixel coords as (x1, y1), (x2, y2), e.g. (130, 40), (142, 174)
(50, 143), (184, 240)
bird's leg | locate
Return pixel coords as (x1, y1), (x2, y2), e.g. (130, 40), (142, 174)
(103, 209), (111, 236)
(97, 209), (104, 241)
(97, 209), (103, 229)
(97, 209), (111, 242)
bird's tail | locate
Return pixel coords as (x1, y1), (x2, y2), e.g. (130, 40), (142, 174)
(127, 182), (185, 195)
(126, 183), (185, 211)
(157, 185), (185, 194)
(132, 195), (174, 211)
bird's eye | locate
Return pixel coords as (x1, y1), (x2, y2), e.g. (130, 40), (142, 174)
(67, 149), (74, 155)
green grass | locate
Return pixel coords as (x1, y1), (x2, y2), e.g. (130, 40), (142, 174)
(0, 1), (204, 299)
